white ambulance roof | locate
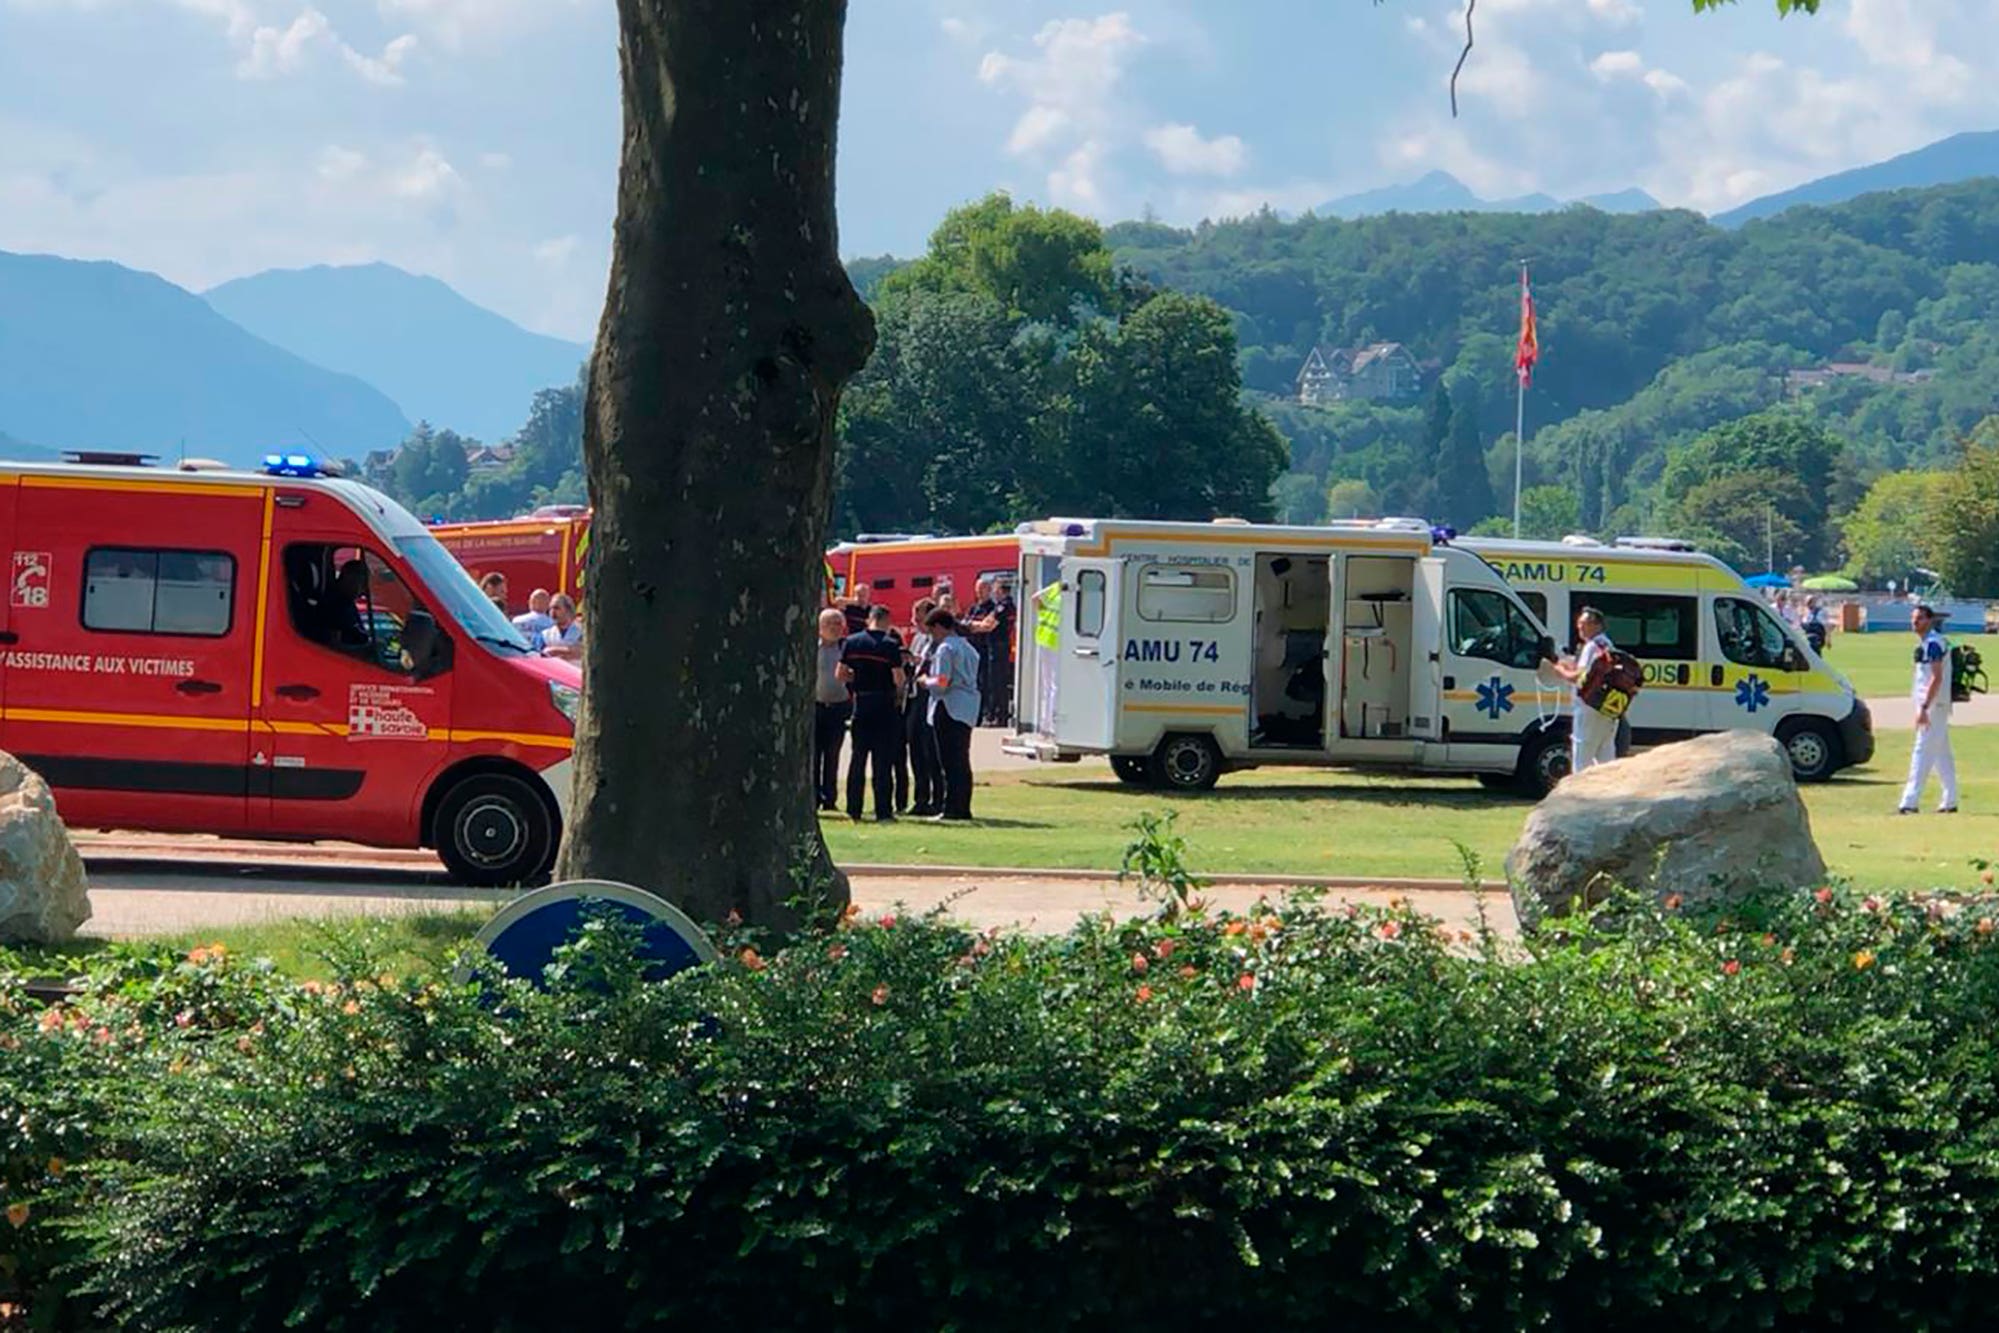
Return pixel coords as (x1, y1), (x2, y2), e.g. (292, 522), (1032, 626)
(0, 461), (427, 547)
(1016, 516), (1436, 551)
(1459, 535), (1742, 579)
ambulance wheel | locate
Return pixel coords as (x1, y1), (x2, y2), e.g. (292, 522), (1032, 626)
(435, 773), (557, 887)
(1150, 734), (1223, 792)
(1777, 719), (1840, 783)
(1519, 730), (1573, 798)
(1111, 756), (1156, 787)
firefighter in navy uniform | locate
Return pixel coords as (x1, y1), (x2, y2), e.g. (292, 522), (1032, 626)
(1899, 603), (1957, 815)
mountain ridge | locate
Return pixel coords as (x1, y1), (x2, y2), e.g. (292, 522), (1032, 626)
(1715, 129), (1999, 226)
(204, 263), (589, 443)
(0, 250), (410, 467)
(1314, 171), (1661, 219)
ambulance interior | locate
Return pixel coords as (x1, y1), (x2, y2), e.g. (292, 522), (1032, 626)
(1251, 553), (1415, 748)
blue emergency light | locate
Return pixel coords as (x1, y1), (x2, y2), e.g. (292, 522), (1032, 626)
(262, 452), (328, 479)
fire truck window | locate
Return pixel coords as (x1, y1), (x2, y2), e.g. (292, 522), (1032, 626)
(911, 576), (935, 589)
(284, 543), (430, 673)
(83, 547), (234, 637)
(873, 578), (895, 590)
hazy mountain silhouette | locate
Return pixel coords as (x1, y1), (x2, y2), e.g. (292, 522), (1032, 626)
(1715, 130), (1999, 227)
(0, 250), (409, 467)
(1315, 171), (1660, 219)
(205, 263), (588, 442)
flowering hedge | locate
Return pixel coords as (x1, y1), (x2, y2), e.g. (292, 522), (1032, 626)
(9, 886), (1999, 1329)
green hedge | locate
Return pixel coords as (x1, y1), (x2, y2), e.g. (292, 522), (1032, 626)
(9, 888), (1999, 1329)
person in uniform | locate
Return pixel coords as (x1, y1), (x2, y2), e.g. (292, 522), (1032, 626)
(837, 604), (906, 822)
(1899, 603), (1957, 815)
(1550, 606), (1620, 775)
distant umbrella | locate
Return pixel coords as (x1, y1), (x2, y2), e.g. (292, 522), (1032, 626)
(1745, 572), (1791, 589)
(1800, 575), (1859, 592)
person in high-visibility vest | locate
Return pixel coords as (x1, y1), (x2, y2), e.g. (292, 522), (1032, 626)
(1033, 581), (1062, 651)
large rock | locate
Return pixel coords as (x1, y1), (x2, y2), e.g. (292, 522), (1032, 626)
(1507, 731), (1825, 930)
(0, 755), (89, 944)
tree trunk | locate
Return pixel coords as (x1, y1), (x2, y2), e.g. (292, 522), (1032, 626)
(557, 0), (874, 928)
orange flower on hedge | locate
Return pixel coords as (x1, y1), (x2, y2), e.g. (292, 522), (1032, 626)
(877, 913), (898, 930)
(6, 1202), (28, 1229)
(871, 984), (890, 1006)
(1223, 920), (1248, 937)
(1722, 959), (1741, 977)
(1236, 972), (1256, 993)
(1178, 964), (1198, 980)
(1135, 985), (1153, 1003)
(36, 1008), (60, 1033)
(1130, 952), (1149, 974)
(1979, 919), (1996, 937)
(342, 1000), (361, 1015)
(827, 942), (849, 961)
(1814, 887), (1834, 905)
(738, 948), (766, 972)
(1378, 920), (1402, 941)
(1663, 893), (1684, 911)
(1760, 934), (1777, 948)
(1152, 938), (1176, 960)
(1982, 869), (1995, 886)
(1863, 896), (1883, 913)
(45, 1158), (63, 1179)
(1853, 949), (1877, 971)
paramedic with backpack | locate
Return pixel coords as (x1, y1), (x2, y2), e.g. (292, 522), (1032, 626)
(1899, 603), (1957, 815)
(1551, 606), (1621, 774)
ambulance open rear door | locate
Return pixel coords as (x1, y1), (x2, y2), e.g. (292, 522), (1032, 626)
(1055, 558), (1121, 751)
(1409, 555), (1445, 746)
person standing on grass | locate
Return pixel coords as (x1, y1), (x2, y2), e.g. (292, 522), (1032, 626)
(838, 604), (905, 822)
(1899, 602), (1957, 815)
(1549, 606), (1620, 775)
(813, 608), (850, 812)
(902, 597), (941, 816)
(920, 608), (981, 822)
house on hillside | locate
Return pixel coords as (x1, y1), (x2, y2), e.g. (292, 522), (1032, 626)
(1295, 342), (1423, 405)
(1783, 361), (1936, 396)
(465, 443), (516, 472)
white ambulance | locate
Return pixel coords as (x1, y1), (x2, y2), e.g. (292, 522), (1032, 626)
(1458, 535), (1874, 782)
(1004, 518), (1578, 793)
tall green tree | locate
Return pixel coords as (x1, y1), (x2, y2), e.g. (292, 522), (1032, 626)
(1927, 418), (1999, 595)
(881, 193), (1121, 326)
(1672, 469), (1815, 572)
(1841, 469), (1947, 583)
(1438, 378), (1495, 528)
(1660, 411), (1847, 566)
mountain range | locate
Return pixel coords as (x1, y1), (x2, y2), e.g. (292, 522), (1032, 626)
(1713, 130), (1999, 227)
(205, 264), (589, 442)
(1314, 172), (1663, 220)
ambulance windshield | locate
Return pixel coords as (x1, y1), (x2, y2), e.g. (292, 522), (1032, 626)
(394, 534), (533, 654)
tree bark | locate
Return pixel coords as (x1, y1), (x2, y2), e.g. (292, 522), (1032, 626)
(557, 0), (874, 928)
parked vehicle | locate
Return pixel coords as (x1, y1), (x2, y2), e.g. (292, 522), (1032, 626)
(430, 506), (590, 615)
(1459, 535), (1874, 782)
(1, 453), (578, 884)
(1003, 517), (1578, 793)
(826, 533), (1020, 623)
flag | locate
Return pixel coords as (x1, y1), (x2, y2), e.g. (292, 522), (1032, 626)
(1515, 267), (1539, 387)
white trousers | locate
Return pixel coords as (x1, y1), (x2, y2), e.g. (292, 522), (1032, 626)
(1571, 708), (1620, 774)
(1901, 714), (1957, 811)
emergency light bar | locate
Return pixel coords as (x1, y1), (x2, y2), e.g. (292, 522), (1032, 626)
(262, 452), (334, 479)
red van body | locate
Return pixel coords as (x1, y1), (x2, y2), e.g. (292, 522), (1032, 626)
(430, 508), (590, 615)
(0, 461), (579, 885)
(827, 535), (1021, 623)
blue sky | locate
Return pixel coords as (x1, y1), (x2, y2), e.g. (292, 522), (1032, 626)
(1, 1), (1993, 341)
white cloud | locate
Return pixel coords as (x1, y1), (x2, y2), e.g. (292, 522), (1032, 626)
(532, 235), (578, 266)
(237, 8), (328, 79)
(1586, 0), (1641, 23)
(1142, 122), (1246, 177)
(1589, 49), (1643, 80)
(978, 12), (1147, 211)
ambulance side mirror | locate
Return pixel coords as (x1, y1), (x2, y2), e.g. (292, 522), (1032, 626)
(403, 611), (452, 680)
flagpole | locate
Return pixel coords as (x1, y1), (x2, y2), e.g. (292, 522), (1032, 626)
(1512, 259), (1527, 539)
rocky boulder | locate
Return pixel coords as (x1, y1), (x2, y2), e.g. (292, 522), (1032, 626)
(0, 754), (89, 945)
(1507, 731), (1825, 930)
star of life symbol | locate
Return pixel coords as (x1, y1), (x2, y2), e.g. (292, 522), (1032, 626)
(1476, 675), (1515, 720)
(1735, 674), (1771, 714)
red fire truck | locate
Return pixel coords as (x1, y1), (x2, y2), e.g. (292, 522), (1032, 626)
(827, 534), (1021, 622)
(0, 453), (579, 885)
(430, 507), (591, 616)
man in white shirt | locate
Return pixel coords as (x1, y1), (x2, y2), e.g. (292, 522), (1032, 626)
(513, 588), (556, 638)
(1899, 603), (1956, 814)
(1550, 606), (1620, 776)
(537, 594), (584, 661)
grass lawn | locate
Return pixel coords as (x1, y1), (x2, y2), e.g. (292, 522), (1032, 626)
(13, 912), (485, 980)
(822, 726), (1999, 891)
(1821, 630), (1996, 699)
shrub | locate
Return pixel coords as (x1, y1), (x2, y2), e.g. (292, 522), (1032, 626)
(10, 888), (1999, 1328)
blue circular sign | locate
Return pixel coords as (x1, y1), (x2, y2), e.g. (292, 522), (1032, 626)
(464, 880), (718, 987)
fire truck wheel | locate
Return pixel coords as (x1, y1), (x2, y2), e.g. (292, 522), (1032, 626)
(1149, 734), (1223, 792)
(1111, 755), (1155, 787)
(436, 772), (557, 887)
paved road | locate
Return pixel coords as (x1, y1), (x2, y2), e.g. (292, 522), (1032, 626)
(75, 842), (1515, 940)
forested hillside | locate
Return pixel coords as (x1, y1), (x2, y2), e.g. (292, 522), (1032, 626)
(1104, 179), (1999, 566)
